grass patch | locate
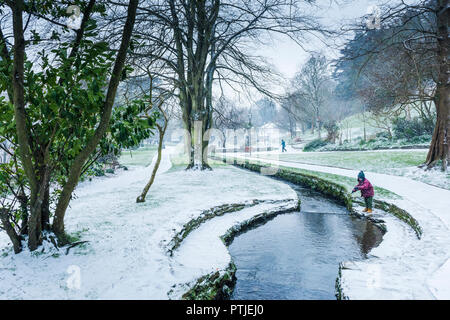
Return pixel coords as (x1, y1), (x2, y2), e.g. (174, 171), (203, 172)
(66, 228), (89, 243)
(256, 150), (427, 172)
(253, 150), (450, 190)
(222, 156), (401, 201)
(119, 146), (158, 167)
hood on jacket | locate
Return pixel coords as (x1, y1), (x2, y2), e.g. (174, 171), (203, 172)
(358, 171), (365, 181)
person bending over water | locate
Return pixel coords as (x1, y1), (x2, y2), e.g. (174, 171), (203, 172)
(352, 171), (375, 213)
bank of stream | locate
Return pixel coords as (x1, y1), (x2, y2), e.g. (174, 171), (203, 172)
(228, 183), (384, 300)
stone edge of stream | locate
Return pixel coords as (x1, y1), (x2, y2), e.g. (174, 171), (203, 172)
(168, 157), (423, 300)
(229, 158), (423, 300)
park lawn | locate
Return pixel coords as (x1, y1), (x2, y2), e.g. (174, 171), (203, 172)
(119, 146), (158, 167)
(257, 150), (428, 172)
(254, 149), (450, 190)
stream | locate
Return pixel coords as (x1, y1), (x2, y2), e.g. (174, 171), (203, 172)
(229, 183), (383, 300)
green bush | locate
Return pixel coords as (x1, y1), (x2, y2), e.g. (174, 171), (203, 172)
(407, 134), (432, 144)
(375, 131), (392, 140)
(303, 139), (328, 152)
(323, 121), (339, 143)
(393, 117), (434, 140)
(93, 167), (105, 176)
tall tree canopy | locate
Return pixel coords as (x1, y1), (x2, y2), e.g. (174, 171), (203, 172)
(0, 0), (143, 252)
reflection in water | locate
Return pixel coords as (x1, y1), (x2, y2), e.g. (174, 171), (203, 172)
(229, 184), (383, 300)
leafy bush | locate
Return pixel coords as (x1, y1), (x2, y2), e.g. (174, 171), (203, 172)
(303, 139), (328, 152)
(375, 131), (392, 139)
(393, 117), (434, 140)
(407, 134), (432, 144)
(92, 167), (105, 177)
(323, 121), (339, 143)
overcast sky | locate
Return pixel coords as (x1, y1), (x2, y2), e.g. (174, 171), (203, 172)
(260, 0), (378, 79)
(222, 0), (381, 107)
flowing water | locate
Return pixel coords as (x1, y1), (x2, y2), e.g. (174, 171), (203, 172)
(229, 183), (383, 300)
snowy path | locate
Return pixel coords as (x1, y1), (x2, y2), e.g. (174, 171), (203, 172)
(0, 147), (297, 299)
(218, 154), (450, 299)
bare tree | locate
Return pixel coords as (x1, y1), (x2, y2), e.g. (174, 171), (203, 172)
(134, 74), (175, 203)
(115, 0), (330, 170)
(213, 96), (247, 149)
(292, 53), (332, 138)
(340, 0), (449, 170)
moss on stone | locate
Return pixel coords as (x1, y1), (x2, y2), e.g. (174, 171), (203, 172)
(221, 202), (299, 246)
(181, 262), (237, 300)
(167, 199), (291, 255)
(172, 198), (298, 300)
(234, 161), (352, 211)
(373, 199), (422, 239)
(223, 157), (420, 239)
(335, 263), (349, 300)
(180, 157), (423, 300)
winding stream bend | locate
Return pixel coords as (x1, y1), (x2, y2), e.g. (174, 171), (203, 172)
(229, 183), (383, 300)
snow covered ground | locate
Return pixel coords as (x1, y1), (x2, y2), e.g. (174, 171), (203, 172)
(222, 152), (450, 299)
(0, 147), (297, 299)
(2, 144), (448, 300)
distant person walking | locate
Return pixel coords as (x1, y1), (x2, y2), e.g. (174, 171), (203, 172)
(352, 171), (375, 213)
(281, 139), (287, 152)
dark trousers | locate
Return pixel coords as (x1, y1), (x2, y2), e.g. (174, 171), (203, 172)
(364, 196), (373, 209)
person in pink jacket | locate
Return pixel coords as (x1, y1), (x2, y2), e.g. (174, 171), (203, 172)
(352, 171), (375, 213)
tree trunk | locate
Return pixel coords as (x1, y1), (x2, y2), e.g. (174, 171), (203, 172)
(137, 125), (166, 203)
(0, 209), (22, 254)
(425, 0), (449, 170)
(41, 182), (51, 231)
(426, 96), (449, 169)
(52, 0), (139, 239)
(186, 115), (212, 170)
(11, 0), (43, 251)
(183, 90), (213, 171)
(18, 190), (28, 235)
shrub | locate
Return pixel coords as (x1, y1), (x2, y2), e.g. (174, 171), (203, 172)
(407, 134), (432, 144)
(303, 139), (328, 152)
(393, 117), (434, 140)
(323, 121), (339, 143)
(375, 131), (392, 140)
(93, 167), (105, 176)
